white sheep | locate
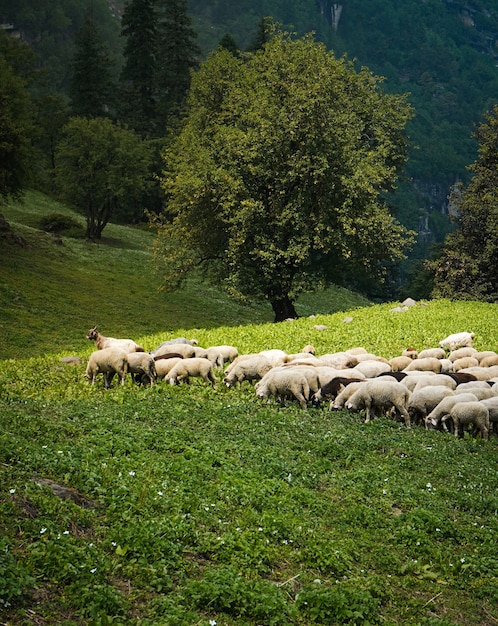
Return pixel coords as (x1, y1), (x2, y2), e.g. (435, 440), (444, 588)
(346, 379), (412, 427)
(478, 354), (498, 368)
(407, 385), (454, 426)
(127, 352), (157, 387)
(458, 366), (498, 380)
(442, 401), (489, 439)
(316, 352), (359, 369)
(154, 343), (197, 359)
(258, 349), (287, 367)
(454, 384), (496, 401)
(255, 369), (311, 410)
(151, 337), (198, 353)
(475, 350), (498, 364)
(448, 347), (478, 362)
(412, 374), (457, 393)
(439, 331), (475, 351)
(85, 348), (128, 388)
(331, 381), (366, 411)
(452, 357), (479, 371)
(206, 345), (239, 368)
(352, 360), (392, 378)
(425, 393), (478, 430)
(403, 357), (443, 374)
(86, 327), (144, 353)
(478, 396), (498, 434)
(389, 356), (413, 372)
(224, 355), (272, 387)
(167, 357), (217, 387)
(401, 371), (437, 393)
(418, 347), (446, 360)
(154, 357), (183, 380)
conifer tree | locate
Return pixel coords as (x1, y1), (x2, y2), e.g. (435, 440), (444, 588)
(119, 0), (158, 136)
(69, 17), (114, 118)
(155, 0), (200, 129)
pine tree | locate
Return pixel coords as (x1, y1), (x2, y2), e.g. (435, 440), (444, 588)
(155, 0), (200, 129)
(119, 0), (159, 136)
(69, 17), (114, 118)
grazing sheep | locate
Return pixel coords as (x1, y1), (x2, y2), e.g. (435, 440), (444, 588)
(452, 357), (479, 371)
(224, 356), (272, 387)
(352, 360), (392, 378)
(354, 353), (389, 363)
(418, 348), (446, 360)
(475, 351), (498, 364)
(448, 347), (478, 362)
(439, 332), (475, 351)
(331, 381), (366, 411)
(478, 397), (498, 433)
(425, 393), (478, 430)
(258, 349), (287, 367)
(401, 371), (437, 392)
(389, 356), (413, 372)
(152, 337), (198, 353)
(316, 352), (359, 369)
(154, 343), (197, 359)
(346, 379), (412, 426)
(478, 354), (498, 368)
(412, 374), (457, 392)
(86, 327), (144, 353)
(439, 359), (454, 373)
(442, 402), (489, 439)
(346, 347), (368, 355)
(454, 384), (496, 401)
(206, 345), (239, 367)
(458, 366), (498, 380)
(167, 357), (217, 387)
(407, 386), (454, 426)
(282, 352), (320, 365)
(403, 357), (443, 374)
(127, 352), (157, 387)
(255, 369), (311, 410)
(312, 376), (365, 406)
(154, 357), (183, 380)
(85, 348), (128, 388)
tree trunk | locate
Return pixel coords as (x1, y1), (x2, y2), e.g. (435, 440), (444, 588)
(270, 295), (298, 322)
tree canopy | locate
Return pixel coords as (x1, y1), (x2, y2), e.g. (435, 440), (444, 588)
(55, 117), (153, 240)
(427, 105), (498, 301)
(153, 28), (414, 320)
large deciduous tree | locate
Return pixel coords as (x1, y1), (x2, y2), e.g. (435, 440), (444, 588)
(153, 28), (414, 321)
(427, 105), (498, 301)
(55, 117), (152, 240)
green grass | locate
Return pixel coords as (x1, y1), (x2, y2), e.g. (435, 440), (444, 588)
(1, 192), (498, 625)
(0, 191), (370, 359)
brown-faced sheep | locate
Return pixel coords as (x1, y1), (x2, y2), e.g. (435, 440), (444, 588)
(86, 327), (144, 353)
(255, 369), (311, 410)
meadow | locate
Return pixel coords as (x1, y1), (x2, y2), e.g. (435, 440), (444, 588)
(1, 193), (498, 625)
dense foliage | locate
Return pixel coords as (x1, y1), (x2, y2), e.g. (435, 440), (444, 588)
(427, 105), (498, 301)
(155, 29), (414, 320)
(55, 117), (153, 239)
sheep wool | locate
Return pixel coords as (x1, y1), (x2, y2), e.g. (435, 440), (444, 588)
(85, 348), (128, 388)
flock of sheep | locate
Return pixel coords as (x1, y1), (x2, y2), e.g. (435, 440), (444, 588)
(84, 328), (498, 440)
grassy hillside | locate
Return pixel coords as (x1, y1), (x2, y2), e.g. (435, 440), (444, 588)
(1, 299), (498, 624)
(2, 191), (498, 625)
(0, 191), (370, 360)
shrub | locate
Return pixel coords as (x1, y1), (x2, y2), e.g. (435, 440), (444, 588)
(38, 213), (84, 237)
